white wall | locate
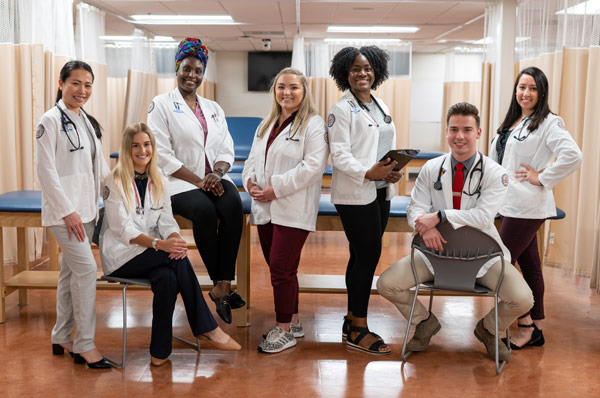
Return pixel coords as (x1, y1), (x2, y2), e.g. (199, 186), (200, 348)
(215, 51), (272, 118)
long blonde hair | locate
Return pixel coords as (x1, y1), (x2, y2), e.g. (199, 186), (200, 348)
(256, 67), (317, 138)
(112, 122), (165, 211)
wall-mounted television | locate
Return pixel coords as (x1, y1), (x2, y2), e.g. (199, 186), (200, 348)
(248, 51), (292, 92)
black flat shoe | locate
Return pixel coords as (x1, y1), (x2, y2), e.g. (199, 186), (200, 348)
(52, 343), (75, 357)
(501, 323), (545, 350)
(208, 291), (232, 324)
(228, 290), (246, 309)
(73, 353), (112, 369)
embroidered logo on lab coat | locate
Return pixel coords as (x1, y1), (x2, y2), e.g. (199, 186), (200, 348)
(148, 101), (155, 114)
(347, 100), (360, 114)
(328, 114), (336, 128)
(502, 173), (509, 187)
(173, 102), (184, 113)
(103, 186), (110, 200)
(36, 124), (45, 139)
(557, 120), (566, 130)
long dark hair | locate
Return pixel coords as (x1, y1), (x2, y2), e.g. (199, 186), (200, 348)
(56, 60), (102, 139)
(497, 66), (552, 134)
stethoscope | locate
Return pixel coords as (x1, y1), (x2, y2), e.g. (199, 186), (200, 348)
(433, 153), (485, 199)
(132, 180), (163, 215)
(57, 106), (84, 152)
(513, 116), (533, 141)
(285, 116), (304, 142)
(350, 90), (392, 126)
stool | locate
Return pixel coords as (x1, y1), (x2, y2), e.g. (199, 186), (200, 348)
(99, 275), (200, 368)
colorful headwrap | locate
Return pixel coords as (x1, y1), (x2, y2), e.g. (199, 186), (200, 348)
(175, 38), (209, 72)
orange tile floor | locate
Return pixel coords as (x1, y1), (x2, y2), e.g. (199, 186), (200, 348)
(1, 228), (599, 397)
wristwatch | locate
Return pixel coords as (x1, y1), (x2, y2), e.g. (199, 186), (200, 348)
(152, 238), (159, 251)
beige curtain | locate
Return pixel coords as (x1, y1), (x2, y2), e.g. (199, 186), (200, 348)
(122, 70), (158, 129)
(592, 201), (600, 293)
(439, 82), (482, 153)
(106, 77), (128, 154)
(480, 63), (495, 154)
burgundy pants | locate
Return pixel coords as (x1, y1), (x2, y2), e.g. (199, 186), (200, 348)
(499, 216), (546, 320)
(257, 223), (310, 323)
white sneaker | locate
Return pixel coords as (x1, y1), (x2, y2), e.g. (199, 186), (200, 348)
(257, 326), (297, 354)
(290, 321), (305, 338)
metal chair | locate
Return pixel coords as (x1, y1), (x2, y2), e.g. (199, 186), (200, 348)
(401, 223), (510, 374)
(99, 275), (200, 368)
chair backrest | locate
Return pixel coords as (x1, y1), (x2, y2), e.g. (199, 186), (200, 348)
(411, 223), (503, 292)
(226, 117), (263, 161)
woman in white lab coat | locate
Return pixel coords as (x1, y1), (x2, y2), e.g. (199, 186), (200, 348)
(100, 122), (240, 366)
(243, 67), (328, 353)
(327, 46), (402, 355)
(147, 38), (244, 324)
(491, 66), (582, 349)
(35, 61), (111, 368)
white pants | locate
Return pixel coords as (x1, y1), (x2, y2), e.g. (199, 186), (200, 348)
(49, 222), (97, 353)
(376, 254), (534, 334)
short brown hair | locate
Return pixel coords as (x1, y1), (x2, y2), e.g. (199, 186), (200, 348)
(446, 102), (480, 128)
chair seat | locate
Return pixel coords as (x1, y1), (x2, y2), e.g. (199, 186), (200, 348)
(100, 275), (151, 287)
(421, 281), (491, 295)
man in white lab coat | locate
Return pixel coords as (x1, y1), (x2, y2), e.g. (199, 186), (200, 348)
(377, 102), (533, 361)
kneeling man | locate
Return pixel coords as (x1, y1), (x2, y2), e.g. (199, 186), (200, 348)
(377, 102), (533, 361)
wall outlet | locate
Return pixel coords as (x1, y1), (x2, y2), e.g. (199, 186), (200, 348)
(549, 232), (555, 244)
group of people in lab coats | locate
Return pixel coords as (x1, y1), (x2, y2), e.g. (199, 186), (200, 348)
(34, 37), (581, 368)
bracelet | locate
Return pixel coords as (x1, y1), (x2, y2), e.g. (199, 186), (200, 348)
(214, 167), (225, 177)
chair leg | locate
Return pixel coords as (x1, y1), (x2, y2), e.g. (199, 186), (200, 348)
(172, 334), (200, 351)
(494, 293), (507, 375)
(401, 285), (422, 361)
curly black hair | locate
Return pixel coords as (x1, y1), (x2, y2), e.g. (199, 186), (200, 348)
(329, 46), (390, 91)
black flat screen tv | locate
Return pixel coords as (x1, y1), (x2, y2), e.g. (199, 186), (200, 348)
(248, 51), (292, 92)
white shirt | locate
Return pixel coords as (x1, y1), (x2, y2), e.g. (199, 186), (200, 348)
(490, 113), (582, 219)
(242, 114), (329, 231)
(99, 174), (180, 275)
(147, 88), (235, 196)
(34, 100), (110, 226)
(408, 152), (511, 277)
(327, 91), (396, 205)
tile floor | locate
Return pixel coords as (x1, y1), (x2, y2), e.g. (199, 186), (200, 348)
(1, 228), (599, 398)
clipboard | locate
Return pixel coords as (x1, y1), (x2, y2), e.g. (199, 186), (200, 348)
(379, 149), (420, 171)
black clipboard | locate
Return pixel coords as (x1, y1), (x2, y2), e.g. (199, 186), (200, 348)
(380, 149), (420, 171)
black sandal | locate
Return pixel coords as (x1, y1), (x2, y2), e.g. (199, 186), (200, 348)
(501, 323), (545, 350)
(346, 325), (391, 355)
(342, 317), (383, 341)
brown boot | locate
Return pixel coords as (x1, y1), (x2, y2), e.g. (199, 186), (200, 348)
(406, 313), (441, 352)
(473, 319), (511, 362)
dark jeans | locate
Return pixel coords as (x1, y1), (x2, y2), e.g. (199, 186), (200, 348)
(335, 188), (390, 318)
(499, 216), (546, 320)
(257, 223), (310, 323)
(110, 249), (218, 359)
(171, 179), (243, 281)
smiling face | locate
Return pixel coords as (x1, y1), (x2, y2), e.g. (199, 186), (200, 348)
(275, 73), (304, 115)
(177, 57), (204, 95)
(446, 114), (482, 162)
(515, 73), (539, 116)
(58, 68), (93, 112)
(131, 132), (153, 173)
(347, 53), (375, 95)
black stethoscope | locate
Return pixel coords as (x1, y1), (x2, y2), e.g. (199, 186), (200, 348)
(513, 116), (533, 141)
(350, 90), (392, 126)
(57, 106), (84, 152)
(285, 116), (304, 142)
(433, 153), (485, 199)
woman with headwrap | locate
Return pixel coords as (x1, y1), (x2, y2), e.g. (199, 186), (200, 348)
(148, 38), (245, 324)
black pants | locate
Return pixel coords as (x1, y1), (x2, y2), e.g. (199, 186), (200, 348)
(335, 188), (390, 318)
(110, 249), (218, 359)
(171, 179), (243, 281)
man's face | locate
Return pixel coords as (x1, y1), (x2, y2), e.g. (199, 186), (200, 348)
(446, 114), (481, 161)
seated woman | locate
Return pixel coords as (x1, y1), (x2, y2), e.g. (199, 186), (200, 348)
(99, 122), (241, 367)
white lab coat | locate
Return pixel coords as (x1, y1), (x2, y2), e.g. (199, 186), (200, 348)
(327, 92), (397, 205)
(35, 100), (110, 227)
(408, 152), (511, 277)
(99, 174), (180, 275)
(489, 113), (582, 219)
(242, 115), (329, 231)
(147, 88), (235, 196)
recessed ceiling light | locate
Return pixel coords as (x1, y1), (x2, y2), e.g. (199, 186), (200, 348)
(130, 15), (236, 25)
(327, 26), (419, 33)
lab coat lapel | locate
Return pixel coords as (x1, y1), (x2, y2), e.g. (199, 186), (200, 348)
(172, 89), (203, 131)
(440, 155), (454, 210)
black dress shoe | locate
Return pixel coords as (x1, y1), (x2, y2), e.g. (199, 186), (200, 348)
(228, 290), (246, 309)
(208, 291), (232, 324)
(73, 353), (112, 369)
(501, 323), (545, 350)
(52, 343), (75, 357)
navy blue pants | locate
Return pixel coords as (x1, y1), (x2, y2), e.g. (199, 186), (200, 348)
(110, 249), (218, 359)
